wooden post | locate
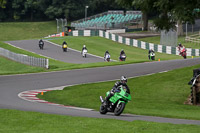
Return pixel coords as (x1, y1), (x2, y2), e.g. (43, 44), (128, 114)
(192, 86), (196, 105)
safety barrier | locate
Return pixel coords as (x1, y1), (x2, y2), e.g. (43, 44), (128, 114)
(0, 47), (49, 69)
(68, 30), (200, 56)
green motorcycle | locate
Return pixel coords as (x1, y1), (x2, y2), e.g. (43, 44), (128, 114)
(99, 85), (131, 116)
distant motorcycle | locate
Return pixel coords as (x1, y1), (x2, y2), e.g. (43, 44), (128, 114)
(149, 52), (155, 60)
(82, 49), (87, 58)
(105, 54), (111, 62)
(39, 42), (44, 50)
(119, 54), (126, 61)
(62, 44), (67, 52)
(180, 48), (187, 59)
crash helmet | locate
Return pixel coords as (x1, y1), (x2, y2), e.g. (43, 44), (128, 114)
(178, 43), (182, 47)
(121, 76), (127, 83)
(83, 45), (86, 48)
(63, 41), (67, 44)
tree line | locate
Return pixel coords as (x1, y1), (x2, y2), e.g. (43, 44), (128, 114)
(0, 0), (199, 31)
(0, 0), (130, 22)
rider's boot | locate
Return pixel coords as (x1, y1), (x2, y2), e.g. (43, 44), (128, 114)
(105, 93), (112, 106)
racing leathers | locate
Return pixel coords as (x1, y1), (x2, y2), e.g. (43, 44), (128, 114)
(105, 81), (130, 104)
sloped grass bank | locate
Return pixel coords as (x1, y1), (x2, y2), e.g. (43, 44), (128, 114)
(51, 36), (182, 61)
(38, 64), (200, 120)
(0, 21), (56, 41)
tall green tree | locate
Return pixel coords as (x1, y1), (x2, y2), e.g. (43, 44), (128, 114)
(24, 0), (40, 21)
(0, 0), (6, 8)
(116, 0), (155, 31)
(116, 0), (200, 31)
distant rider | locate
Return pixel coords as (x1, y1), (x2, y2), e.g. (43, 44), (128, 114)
(81, 45), (87, 54)
(62, 41), (67, 46)
(177, 43), (185, 52)
(148, 49), (155, 60)
(177, 43), (187, 59)
(104, 50), (110, 61)
(105, 76), (130, 105)
(62, 41), (68, 52)
(120, 49), (125, 56)
(82, 45), (87, 51)
(39, 39), (44, 49)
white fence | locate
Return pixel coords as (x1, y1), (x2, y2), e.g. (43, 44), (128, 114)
(0, 47), (49, 69)
(185, 32), (200, 44)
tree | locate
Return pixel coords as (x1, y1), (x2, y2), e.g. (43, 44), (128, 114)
(24, 0), (40, 21)
(115, 0), (155, 31)
(116, 0), (200, 31)
(0, 0), (6, 8)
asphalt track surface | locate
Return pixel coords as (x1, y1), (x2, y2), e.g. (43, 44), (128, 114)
(1, 56), (200, 125)
(6, 40), (104, 64)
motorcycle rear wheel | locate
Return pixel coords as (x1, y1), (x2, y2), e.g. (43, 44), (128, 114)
(114, 102), (125, 116)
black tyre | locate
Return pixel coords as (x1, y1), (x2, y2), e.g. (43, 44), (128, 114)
(114, 102), (125, 116)
(99, 104), (107, 114)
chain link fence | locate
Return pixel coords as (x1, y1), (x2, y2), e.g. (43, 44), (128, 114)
(0, 47), (49, 69)
(56, 18), (67, 33)
(160, 29), (177, 47)
(184, 19), (200, 44)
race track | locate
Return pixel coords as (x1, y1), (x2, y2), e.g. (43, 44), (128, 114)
(6, 40), (104, 64)
(1, 55), (200, 125)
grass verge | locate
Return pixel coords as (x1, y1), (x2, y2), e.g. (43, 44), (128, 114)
(1, 109), (200, 133)
(38, 64), (200, 120)
(0, 56), (44, 75)
(0, 21), (56, 41)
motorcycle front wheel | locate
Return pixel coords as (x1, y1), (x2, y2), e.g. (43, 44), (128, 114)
(99, 104), (107, 114)
(114, 102), (125, 116)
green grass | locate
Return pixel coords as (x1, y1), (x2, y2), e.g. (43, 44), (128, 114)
(138, 35), (200, 49)
(51, 36), (182, 61)
(0, 35), (183, 75)
(0, 21), (57, 41)
(0, 21), (192, 75)
(38, 64), (200, 120)
(0, 56), (44, 75)
(1, 109), (200, 133)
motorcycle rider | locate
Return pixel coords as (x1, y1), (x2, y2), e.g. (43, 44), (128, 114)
(62, 41), (67, 52)
(120, 49), (125, 56)
(105, 76), (130, 105)
(39, 39), (44, 49)
(81, 45), (87, 54)
(104, 50), (110, 61)
(177, 43), (186, 59)
(177, 43), (185, 50)
(82, 45), (87, 52)
(148, 49), (155, 60)
(119, 49), (126, 61)
(62, 41), (67, 46)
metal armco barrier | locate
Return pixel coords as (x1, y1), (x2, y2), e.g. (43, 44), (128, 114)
(0, 47), (49, 69)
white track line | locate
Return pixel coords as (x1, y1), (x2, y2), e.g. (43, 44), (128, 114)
(6, 42), (57, 61)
